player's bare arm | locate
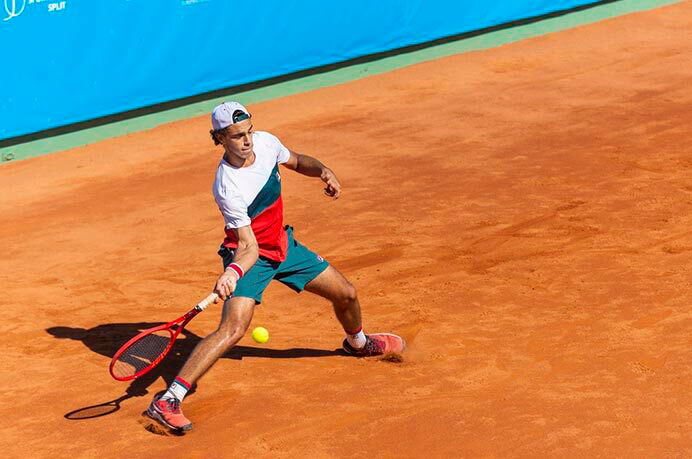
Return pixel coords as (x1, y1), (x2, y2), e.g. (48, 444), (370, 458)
(282, 150), (342, 199)
(213, 225), (258, 300)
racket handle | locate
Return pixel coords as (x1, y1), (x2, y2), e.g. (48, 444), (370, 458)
(196, 292), (219, 311)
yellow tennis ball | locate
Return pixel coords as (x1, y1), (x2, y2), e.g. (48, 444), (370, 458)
(252, 326), (269, 344)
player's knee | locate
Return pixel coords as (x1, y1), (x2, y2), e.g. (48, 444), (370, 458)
(336, 282), (358, 306)
(345, 283), (358, 303)
(217, 324), (247, 348)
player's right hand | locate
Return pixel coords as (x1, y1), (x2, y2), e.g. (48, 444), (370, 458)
(214, 271), (238, 301)
(320, 168), (341, 199)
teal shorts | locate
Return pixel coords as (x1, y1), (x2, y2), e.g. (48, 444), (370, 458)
(218, 226), (329, 305)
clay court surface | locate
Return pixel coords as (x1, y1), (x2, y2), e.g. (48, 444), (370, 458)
(3, 2), (692, 456)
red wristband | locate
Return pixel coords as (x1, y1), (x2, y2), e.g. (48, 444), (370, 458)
(226, 263), (244, 279)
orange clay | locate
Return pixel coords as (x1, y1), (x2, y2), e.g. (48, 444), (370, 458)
(2, 2), (692, 455)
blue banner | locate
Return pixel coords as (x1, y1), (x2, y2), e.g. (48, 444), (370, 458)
(0, 0), (599, 140)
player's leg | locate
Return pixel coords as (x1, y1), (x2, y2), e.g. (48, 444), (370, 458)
(177, 296), (255, 383)
(303, 265), (361, 333)
(146, 245), (274, 432)
(303, 266), (405, 356)
(166, 246), (272, 397)
(146, 296), (255, 432)
(275, 227), (405, 357)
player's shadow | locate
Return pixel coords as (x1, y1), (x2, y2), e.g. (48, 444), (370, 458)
(47, 323), (344, 420)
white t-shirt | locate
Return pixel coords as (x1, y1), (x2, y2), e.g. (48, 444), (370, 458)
(212, 131), (291, 229)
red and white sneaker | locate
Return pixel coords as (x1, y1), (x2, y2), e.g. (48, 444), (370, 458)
(146, 395), (193, 432)
(342, 333), (406, 357)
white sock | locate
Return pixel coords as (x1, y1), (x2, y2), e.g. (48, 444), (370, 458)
(346, 328), (367, 349)
(161, 377), (190, 401)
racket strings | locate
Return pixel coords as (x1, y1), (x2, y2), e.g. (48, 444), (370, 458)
(111, 330), (172, 379)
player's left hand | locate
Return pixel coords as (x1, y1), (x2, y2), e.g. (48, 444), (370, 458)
(320, 168), (341, 199)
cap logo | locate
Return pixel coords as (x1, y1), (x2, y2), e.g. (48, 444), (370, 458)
(232, 110), (249, 123)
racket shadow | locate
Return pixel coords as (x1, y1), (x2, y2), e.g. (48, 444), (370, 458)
(48, 322), (344, 420)
(64, 393), (132, 420)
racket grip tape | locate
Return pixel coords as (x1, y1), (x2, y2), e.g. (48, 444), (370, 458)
(196, 292), (219, 311)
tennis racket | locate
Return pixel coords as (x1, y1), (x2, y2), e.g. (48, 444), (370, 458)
(109, 292), (219, 381)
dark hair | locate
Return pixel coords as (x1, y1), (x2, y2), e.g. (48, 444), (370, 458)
(210, 127), (228, 146)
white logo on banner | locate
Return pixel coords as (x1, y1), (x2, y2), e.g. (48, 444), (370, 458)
(47, 1), (65, 12)
(3, 0), (65, 21)
(3, 0), (26, 21)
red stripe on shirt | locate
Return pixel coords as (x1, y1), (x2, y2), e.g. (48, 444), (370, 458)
(222, 196), (288, 262)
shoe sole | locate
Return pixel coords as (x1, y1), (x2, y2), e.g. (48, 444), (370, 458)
(343, 333), (406, 356)
(145, 407), (193, 433)
(376, 332), (407, 354)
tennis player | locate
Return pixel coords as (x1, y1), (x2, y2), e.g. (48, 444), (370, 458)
(146, 101), (405, 432)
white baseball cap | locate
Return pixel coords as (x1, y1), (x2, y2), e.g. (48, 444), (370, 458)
(211, 101), (251, 130)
